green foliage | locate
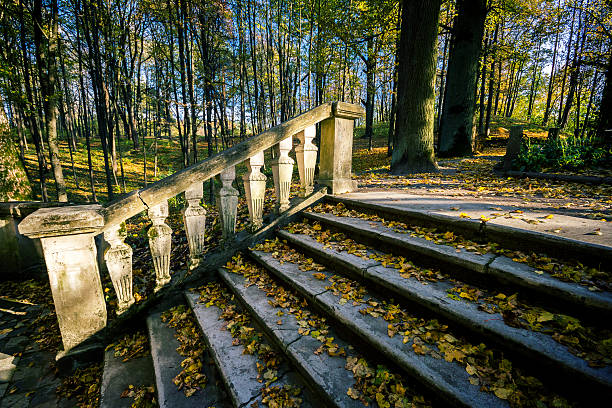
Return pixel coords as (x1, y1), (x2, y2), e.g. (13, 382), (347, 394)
(514, 135), (611, 172)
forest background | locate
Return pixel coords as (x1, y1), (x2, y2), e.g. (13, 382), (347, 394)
(0, 0), (610, 204)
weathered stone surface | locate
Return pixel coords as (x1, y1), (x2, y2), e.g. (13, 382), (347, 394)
(276, 230), (378, 278)
(250, 251), (332, 299)
(487, 256), (612, 315)
(303, 211), (495, 273)
(18, 205), (104, 238)
(183, 182), (207, 268)
(100, 350), (155, 408)
(318, 116), (358, 195)
(215, 166), (239, 240)
(325, 194), (612, 266)
(249, 253), (505, 407)
(148, 202), (172, 290)
(146, 310), (227, 408)
(503, 125), (523, 171)
(39, 233), (107, 351)
(295, 125), (317, 198)
(185, 291), (263, 406)
(0, 354), (16, 383)
(218, 268), (363, 408)
(271, 135), (294, 213)
(364, 264), (612, 391)
(103, 224), (134, 313)
(243, 152), (267, 231)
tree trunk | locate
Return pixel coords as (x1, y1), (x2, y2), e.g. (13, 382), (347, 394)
(34, 0), (68, 201)
(438, 0), (487, 157)
(597, 52), (612, 146)
(391, 0), (440, 174)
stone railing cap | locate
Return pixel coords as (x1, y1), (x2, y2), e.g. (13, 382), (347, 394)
(18, 204), (105, 238)
(332, 101), (365, 120)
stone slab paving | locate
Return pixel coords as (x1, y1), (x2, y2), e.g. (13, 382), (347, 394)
(0, 300), (75, 408)
(338, 191), (612, 247)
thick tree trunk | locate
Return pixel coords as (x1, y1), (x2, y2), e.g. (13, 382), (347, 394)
(438, 0), (487, 157)
(391, 0), (441, 174)
(598, 52), (612, 146)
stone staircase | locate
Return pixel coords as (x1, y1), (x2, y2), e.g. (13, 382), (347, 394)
(13, 101), (611, 407)
(99, 195), (611, 407)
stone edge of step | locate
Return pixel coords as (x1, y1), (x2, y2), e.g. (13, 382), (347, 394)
(300, 211), (612, 316)
(217, 267), (365, 408)
(184, 291), (264, 407)
(261, 235), (612, 393)
(248, 250), (508, 408)
(100, 349), (155, 408)
(146, 311), (225, 408)
(324, 195), (612, 266)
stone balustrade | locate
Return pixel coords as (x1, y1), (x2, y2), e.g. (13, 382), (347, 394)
(17, 101), (364, 354)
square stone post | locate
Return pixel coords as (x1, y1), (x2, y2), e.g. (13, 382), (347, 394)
(318, 101), (365, 194)
(503, 125), (524, 171)
(18, 205), (107, 352)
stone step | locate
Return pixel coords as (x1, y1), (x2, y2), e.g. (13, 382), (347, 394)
(100, 349), (155, 408)
(146, 310), (230, 408)
(300, 211), (612, 318)
(246, 251), (508, 408)
(268, 233), (612, 396)
(324, 195), (612, 268)
(217, 267), (377, 408)
(184, 290), (319, 408)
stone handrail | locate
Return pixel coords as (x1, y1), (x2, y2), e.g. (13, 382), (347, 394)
(18, 101), (364, 353)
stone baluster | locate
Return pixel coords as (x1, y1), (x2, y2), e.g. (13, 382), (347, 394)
(148, 202), (172, 290)
(295, 125), (317, 197)
(17, 205), (107, 353)
(216, 166), (239, 239)
(183, 182), (206, 269)
(103, 223), (134, 314)
(242, 151), (267, 231)
(271, 135), (294, 212)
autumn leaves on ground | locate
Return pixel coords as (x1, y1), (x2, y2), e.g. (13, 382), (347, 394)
(3, 121), (611, 407)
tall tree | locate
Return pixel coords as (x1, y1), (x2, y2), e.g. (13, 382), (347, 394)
(391, 0), (440, 174)
(437, 0), (487, 157)
(34, 0), (68, 201)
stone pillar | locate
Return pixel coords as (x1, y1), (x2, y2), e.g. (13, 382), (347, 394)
(183, 182), (206, 269)
(242, 151), (267, 231)
(215, 166), (239, 239)
(503, 125), (524, 171)
(295, 125), (317, 198)
(548, 127), (560, 141)
(271, 135), (294, 212)
(318, 102), (364, 194)
(103, 223), (134, 314)
(17, 205), (107, 352)
(148, 202), (172, 290)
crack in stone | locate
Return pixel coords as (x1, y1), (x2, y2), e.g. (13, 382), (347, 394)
(136, 191), (150, 211)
